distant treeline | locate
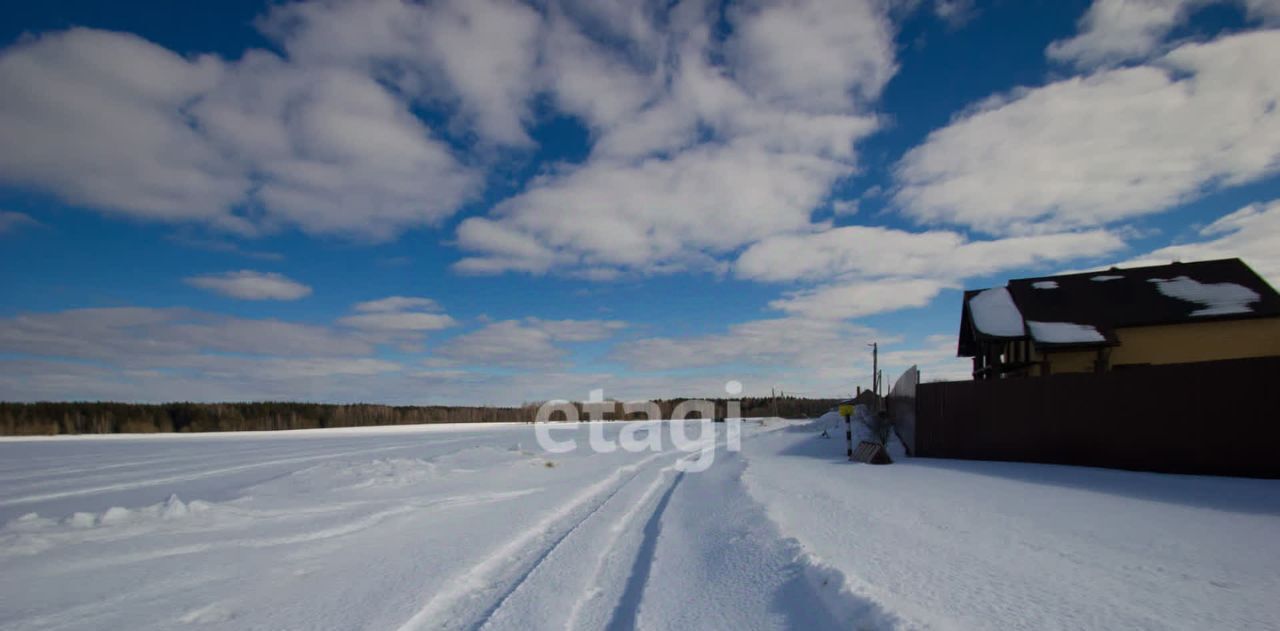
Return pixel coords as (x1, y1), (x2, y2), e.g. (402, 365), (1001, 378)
(0, 397), (844, 435)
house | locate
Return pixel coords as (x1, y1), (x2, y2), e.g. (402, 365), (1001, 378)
(957, 258), (1280, 380)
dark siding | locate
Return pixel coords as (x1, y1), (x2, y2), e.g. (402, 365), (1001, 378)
(914, 356), (1280, 478)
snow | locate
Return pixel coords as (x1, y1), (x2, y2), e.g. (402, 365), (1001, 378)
(968, 287), (1025, 337)
(1149, 276), (1260, 316)
(1026, 320), (1107, 344)
(746, 414), (1280, 630)
(3, 419), (1278, 630)
(1031, 281), (1058, 289)
(1091, 274), (1124, 282)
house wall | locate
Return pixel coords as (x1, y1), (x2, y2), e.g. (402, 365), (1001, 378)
(1037, 317), (1280, 374)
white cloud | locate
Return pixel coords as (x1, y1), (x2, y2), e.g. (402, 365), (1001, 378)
(933, 0), (978, 28)
(831, 199), (860, 216)
(456, 143), (855, 275)
(737, 226), (1125, 282)
(0, 27), (478, 240)
(524, 318), (627, 342)
(1048, 0), (1197, 67)
(1047, 0), (1280, 68)
(769, 278), (951, 320)
(878, 334), (972, 383)
(0, 211), (38, 234)
(726, 0), (896, 110)
(455, 0), (894, 277)
(896, 29), (1280, 235)
(735, 225), (1124, 319)
(0, 29), (249, 230)
(0, 356), (404, 403)
(338, 313), (458, 332)
(1108, 199), (1280, 286)
(611, 317), (879, 372)
(353, 296), (442, 313)
(0, 307), (372, 360)
(185, 270), (312, 301)
(337, 295), (457, 333)
(0, 306), (433, 403)
(191, 53), (478, 240)
(260, 0), (543, 146)
(0, 0), (900, 258)
(435, 318), (626, 368)
(336, 295), (458, 345)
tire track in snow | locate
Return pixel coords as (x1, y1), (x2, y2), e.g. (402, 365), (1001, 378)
(394, 449), (687, 631)
(480, 460), (694, 631)
(602, 470), (684, 631)
(635, 446), (907, 630)
(0, 440), (390, 489)
(560, 469), (685, 631)
(55, 489), (542, 572)
(0, 439), (473, 508)
(405, 427), (736, 631)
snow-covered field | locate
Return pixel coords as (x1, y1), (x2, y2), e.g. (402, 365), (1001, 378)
(2, 416), (1278, 630)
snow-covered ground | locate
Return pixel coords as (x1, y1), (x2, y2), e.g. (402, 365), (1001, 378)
(2, 416), (1277, 630)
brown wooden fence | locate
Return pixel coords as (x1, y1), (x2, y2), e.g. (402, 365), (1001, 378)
(911, 355), (1280, 478)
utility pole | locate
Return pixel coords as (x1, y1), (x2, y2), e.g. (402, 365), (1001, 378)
(868, 342), (878, 399)
(771, 387), (779, 418)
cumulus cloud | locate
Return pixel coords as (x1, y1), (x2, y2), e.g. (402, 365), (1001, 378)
(353, 296), (442, 313)
(0, 306), (426, 402)
(734, 226), (1124, 318)
(0, 357), (403, 403)
(1108, 199), (1280, 286)
(0, 0), (901, 264)
(338, 313), (458, 332)
(896, 29), (1280, 235)
(726, 0), (896, 109)
(338, 296), (456, 332)
(185, 270), (312, 300)
(260, 0), (543, 146)
(0, 26), (477, 240)
(0, 307), (371, 360)
(0, 29), (248, 229)
(737, 226), (1125, 283)
(435, 318), (626, 368)
(768, 278), (952, 320)
(1047, 0), (1280, 68)
(455, 0), (894, 277)
(192, 53), (478, 239)
(456, 144), (856, 275)
(878, 334), (972, 383)
(612, 317), (879, 372)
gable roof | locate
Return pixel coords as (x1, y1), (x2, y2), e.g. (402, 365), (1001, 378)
(958, 258), (1280, 357)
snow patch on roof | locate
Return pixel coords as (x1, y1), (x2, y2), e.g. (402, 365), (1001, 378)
(1032, 281), (1058, 289)
(969, 287), (1024, 337)
(1149, 276), (1259, 316)
(1091, 275), (1123, 282)
(1027, 321), (1107, 344)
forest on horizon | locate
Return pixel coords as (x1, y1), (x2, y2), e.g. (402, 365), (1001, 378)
(0, 397), (847, 435)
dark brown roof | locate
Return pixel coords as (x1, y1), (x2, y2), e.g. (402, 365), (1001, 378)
(958, 258), (1280, 357)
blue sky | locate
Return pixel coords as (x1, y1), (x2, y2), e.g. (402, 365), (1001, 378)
(2, 0), (1279, 404)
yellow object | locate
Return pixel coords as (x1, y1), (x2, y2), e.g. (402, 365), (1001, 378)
(1033, 318), (1280, 375)
(838, 403), (854, 417)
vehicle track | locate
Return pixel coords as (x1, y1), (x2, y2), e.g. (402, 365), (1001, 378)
(0, 441), (468, 508)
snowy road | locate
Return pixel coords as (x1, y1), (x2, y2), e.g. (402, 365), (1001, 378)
(2, 418), (1278, 630)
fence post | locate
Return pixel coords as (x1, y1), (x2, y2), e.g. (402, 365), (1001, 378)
(838, 401), (855, 460)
